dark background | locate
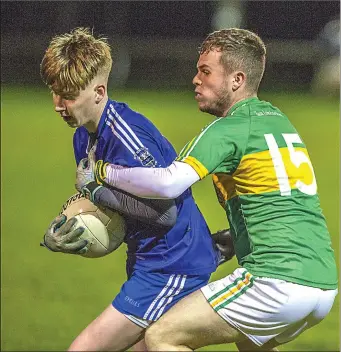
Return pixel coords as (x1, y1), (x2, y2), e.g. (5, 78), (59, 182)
(1, 1), (340, 90)
(1, 1), (338, 38)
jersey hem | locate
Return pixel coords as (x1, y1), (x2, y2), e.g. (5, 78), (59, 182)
(243, 267), (338, 290)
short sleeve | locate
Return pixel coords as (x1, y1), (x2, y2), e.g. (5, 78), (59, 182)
(176, 116), (250, 179)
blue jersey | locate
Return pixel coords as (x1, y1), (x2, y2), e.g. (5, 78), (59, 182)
(73, 99), (219, 276)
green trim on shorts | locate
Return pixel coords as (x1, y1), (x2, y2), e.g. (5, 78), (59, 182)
(208, 271), (254, 311)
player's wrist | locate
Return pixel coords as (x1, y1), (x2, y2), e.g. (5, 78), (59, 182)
(94, 160), (109, 185)
(81, 181), (103, 202)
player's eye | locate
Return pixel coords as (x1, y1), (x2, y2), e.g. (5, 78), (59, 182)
(60, 93), (76, 101)
(63, 95), (75, 101)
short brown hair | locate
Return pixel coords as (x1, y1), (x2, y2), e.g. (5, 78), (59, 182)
(199, 28), (266, 93)
(40, 27), (112, 97)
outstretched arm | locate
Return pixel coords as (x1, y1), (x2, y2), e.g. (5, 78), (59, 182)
(103, 161), (200, 199)
(75, 151), (179, 227)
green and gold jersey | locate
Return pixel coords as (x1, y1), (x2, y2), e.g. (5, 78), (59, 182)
(177, 97), (337, 289)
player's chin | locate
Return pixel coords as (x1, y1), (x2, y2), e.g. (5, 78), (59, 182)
(198, 103), (211, 113)
(66, 120), (80, 128)
(198, 105), (220, 117)
(197, 101), (207, 110)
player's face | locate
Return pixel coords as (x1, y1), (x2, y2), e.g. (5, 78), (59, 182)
(193, 50), (235, 117)
(52, 84), (99, 132)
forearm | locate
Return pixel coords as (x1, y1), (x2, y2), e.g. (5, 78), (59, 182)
(104, 161), (199, 199)
(93, 185), (177, 227)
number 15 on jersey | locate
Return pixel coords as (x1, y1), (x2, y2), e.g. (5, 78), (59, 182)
(265, 133), (317, 196)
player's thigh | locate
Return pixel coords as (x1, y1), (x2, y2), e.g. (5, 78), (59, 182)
(145, 289), (244, 350)
(68, 304), (145, 351)
(132, 339), (148, 352)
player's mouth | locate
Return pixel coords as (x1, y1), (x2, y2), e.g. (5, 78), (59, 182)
(195, 92), (203, 101)
(194, 93), (204, 102)
(62, 115), (73, 122)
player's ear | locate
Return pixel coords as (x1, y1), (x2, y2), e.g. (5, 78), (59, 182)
(232, 71), (246, 91)
(95, 84), (106, 104)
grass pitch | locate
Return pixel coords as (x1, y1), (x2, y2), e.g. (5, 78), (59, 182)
(1, 86), (339, 351)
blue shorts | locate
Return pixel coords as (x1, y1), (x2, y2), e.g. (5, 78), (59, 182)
(112, 270), (210, 328)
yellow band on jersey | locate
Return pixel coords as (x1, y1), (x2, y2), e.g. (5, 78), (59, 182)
(212, 147), (315, 202)
(181, 156), (209, 179)
(212, 174), (236, 208)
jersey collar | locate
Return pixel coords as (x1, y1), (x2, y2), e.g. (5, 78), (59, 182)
(227, 97), (259, 116)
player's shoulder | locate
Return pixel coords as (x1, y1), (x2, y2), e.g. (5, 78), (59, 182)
(227, 97), (286, 119)
(108, 99), (159, 133)
(248, 98), (287, 119)
(106, 99), (166, 146)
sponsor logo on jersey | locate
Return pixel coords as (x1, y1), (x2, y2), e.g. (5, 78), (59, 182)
(135, 147), (158, 167)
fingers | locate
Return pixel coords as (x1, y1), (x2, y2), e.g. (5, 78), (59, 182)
(216, 242), (235, 261)
(47, 214), (67, 234)
(65, 239), (89, 254)
(88, 149), (96, 164)
(216, 243), (228, 254)
(78, 158), (89, 169)
(59, 217), (78, 235)
(54, 214), (67, 230)
(43, 215), (90, 254)
(77, 246), (88, 255)
(75, 182), (82, 193)
(212, 229), (231, 246)
(79, 153), (96, 171)
(212, 229), (235, 263)
(64, 226), (85, 242)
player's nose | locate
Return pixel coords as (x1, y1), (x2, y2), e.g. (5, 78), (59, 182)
(53, 94), (66, 112)
(192, 73), (202, 86)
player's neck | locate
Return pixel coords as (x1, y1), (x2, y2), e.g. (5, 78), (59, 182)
(225, 92), (257, 116)
(84, 96), (109, 133)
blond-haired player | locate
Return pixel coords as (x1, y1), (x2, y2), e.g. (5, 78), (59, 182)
(41, 28), (227, 351)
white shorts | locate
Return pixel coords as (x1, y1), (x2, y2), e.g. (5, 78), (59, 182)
(201, 268), (338, 346)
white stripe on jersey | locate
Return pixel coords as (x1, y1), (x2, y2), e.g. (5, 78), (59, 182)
(109, 104), (144, 148)
(181, 117), (223, 158)
(106, 104), (157, 167)
(106, 120), (136, 155)
(109, 112), (140, 150)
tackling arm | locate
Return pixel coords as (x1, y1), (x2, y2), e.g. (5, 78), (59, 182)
(75, 151), (180, 227)
(103, 161), (200, 199)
